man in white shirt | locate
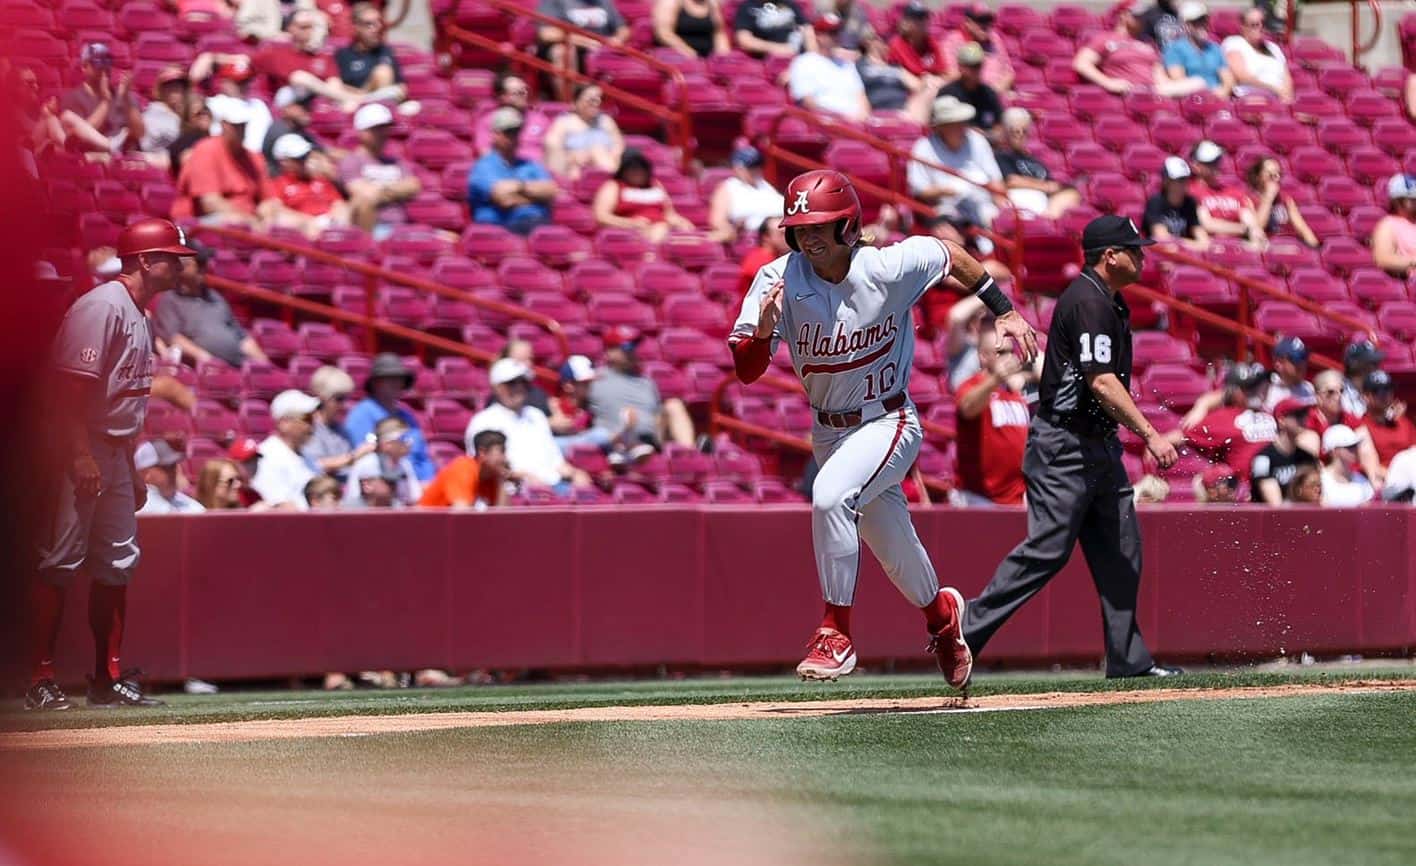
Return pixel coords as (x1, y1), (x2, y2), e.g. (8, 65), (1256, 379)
(251, 389), (320, 510)
(908, 95), (1007, 237)
(135, 440), (205, 515)
(466, 358), (590, 496)
(786, 15), (869, 122)
(1320, 425), (1375, 507)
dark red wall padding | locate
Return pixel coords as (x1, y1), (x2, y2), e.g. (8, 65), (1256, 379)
(42, 507), (1416, 681)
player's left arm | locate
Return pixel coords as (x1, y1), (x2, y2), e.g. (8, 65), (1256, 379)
(935, 238), (1039, 363)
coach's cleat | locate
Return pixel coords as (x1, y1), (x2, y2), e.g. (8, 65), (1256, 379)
(1109, 664), (1185, 679)
(796, 628), (856, 681)
(87, 669), (166, 708)
(927, 587), (974, 690)
(24, 679), (72, 711)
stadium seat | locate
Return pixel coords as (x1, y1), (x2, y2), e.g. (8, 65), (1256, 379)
(1262, 238), (1322, 277)
(1321, 237), (1377, 277)
(237, 400), (273, 437)
(1378, 302), (1416, 342)
(1345, 90), (1400, 127)
(425, 398), (473, 443)
(1345, 146), (1400, 186)
(704, 481), (753, 504)
(1371, 118), (1416, 159)
(1285, 268), (1350, 304)
(1138, 364), (1209, 412)
(1348, 268), (1409, 308)
(1316, 177), (1373, 215)
(1288, 146), (1343, 185)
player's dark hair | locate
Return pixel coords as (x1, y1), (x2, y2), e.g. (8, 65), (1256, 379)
(1083, 248), (1105, 267)
(472, 430), (508, 454)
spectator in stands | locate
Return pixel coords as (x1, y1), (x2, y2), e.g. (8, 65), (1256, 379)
(653, 0), (730, 58)
(857, 34), (937, 125)
(173, 98), (283, 227)
(589, 326), (698, 452)
(189, 56), (273, 153)
(467, 358), (591, 495)
(786, 15), (869, 122)
(1341, 339), (1384, 416)
(543, 84), (625, 180)
(825, 0), (875, 58)
(489, 339), (553, 415)
(59, 44), (142, 155)
(153, 240), (268, 368)
(888, 2), (945, 76)
(1163, 2), (1233, 98)
(1382, 446), (1416, 503)
(140, 68), (190, 168)
(1074, 3), (1205, 96)
(468, 107), (557, 235)
(12, 66), (65, 159)
(907, 95), (1007, 242)
(994, 108), (1081, 219)
(1246, 156), (1318, 248)
(1371, 174), (1416, 278)
(236, 0), (328, 43)
(940, 3), (1014, 93)
(195, 458), (247, 510)
(346, 353), (436, 481)
(335, 4), (406, 105)
(1193, 462), (1238, 503)
(1320, 424), (1375, 506)
(227, 437), (269, 508)
(550, 355), (607, 452)
(1263, 337), (1315, 409)
(252, 10), (369, 112)
(1143, 157), (1208, 249)
(592, 148), (694, 243)
(135, 441), (205, 515)
(945, 295), (985, 390)
(736, 216), (790, 295)
(1407, 72), (1416, 123)
(952, 317), (1029, 506)
(1189, 140), (1260, 245)
(708, 145), (784, 244)
(537, 0), (630, 83)
(1361, 370), (1416, 471)
(344, 416), (422, 507)
(1139, 0), (1184, 47)
(1182, 362), (1276, 484)
(1288, 463), (1322, 504)
(419, 429), (511, 509)
(734, 0), (812, 58)
(474, 74), (552, 160)
(939, 42), (1004, 136)
(168, 93), (214, 177)
(1222, 7), (1293, 102)
(303, 366), (376, 481)
(338, 103), (421, 237)
(304, 475), (343, 510)
(272, 133), (352, 237)
(350, 474), (394, 508)
(1250, 398), (1319, 505)
(262, 87), (323, 177)
(251, 389), (321, 509)
(1133, 475), (1171, 504)
(1305, 368), (1384, 485)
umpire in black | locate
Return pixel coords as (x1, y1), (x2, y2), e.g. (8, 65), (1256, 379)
(962, 215), (1182, 679)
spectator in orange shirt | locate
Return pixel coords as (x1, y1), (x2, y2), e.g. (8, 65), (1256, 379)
(418, 430), (510, 509)
(271, 133), (351, 237)
(736, 216), (788, 295)
(173, 98), (283, 227)
(951, 318), (1031, 506)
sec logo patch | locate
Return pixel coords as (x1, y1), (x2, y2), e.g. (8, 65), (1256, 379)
(80, 348), (98, 364)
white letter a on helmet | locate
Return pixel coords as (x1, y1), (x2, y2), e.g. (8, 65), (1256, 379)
(786, 190), (811, 215)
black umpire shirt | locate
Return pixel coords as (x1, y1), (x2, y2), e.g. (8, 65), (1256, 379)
(1037, 267), (1133, 436)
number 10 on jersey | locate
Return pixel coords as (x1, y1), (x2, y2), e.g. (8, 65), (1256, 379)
(864, 362), (899, 400)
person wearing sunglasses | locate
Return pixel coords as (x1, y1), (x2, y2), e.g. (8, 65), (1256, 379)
(334, 3), (407, 106)
(250, 389), (321, 510)
(1222, 6), (1292, 102)
(304, 366), (376, 482)
(344, 416), (422, 507)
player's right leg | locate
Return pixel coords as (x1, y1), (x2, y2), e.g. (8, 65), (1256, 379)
(27, 469), (98, 711)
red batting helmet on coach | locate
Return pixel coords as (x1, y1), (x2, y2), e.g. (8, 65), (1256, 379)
(115, 218), (198, 259)
(779, 169), (862, 251)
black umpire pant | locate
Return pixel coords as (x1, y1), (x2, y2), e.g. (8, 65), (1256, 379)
(962, 415), (1155, 677)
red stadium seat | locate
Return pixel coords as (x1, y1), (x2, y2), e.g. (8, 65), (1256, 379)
(1263, 238), (1322, 277)
(1285, 267), (1350, 304)
(249, 319), (299, 362)
(1371, 118), (1416, 159)
(1138, 364), (1210, 412)
(1377, 302), (1416, 341)
(1321, 236), (1378, 277)
(240, 361), (292, 401)
(1287, 146), (1343, 185)
(704, 481), (753, 503)
(1345, 90), (1400, 127)
(1316, 177), (1373, 215)
(527, 225), (592, 269)
(635, 262), (700, 303)
(1348, 268), (1408, 308)
(460, 224), (527, 266)
(297, 323), (357, 360)
(1345, 146), (1400, 186)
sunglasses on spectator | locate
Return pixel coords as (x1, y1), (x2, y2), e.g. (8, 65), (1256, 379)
(1317, 388), (1341, 396)
(218, 476), (242, 488)
(356, 17), (381, 27)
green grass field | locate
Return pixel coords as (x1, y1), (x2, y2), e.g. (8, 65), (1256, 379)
(2, 667), (1415, 866)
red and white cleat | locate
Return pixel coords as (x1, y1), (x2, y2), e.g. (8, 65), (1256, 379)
(927, 587), (973, 689)
(796, 628), (857, 681)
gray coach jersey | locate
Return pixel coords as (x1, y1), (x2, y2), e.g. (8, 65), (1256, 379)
(52, 280), (155, 438)
(730, 236), (951, 414)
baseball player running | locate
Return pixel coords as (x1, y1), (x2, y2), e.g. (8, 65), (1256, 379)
(728, 170), (1037, 686)
(26, 218), (195, 710)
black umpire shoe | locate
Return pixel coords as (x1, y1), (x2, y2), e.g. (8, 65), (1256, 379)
(87, 669), (166, 708)
(1109, 664), (1185, 679)
(24, 679), (72, 711)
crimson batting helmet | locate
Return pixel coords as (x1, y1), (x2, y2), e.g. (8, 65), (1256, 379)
(115, 218), (198, 259)
(779, 169), (862, 251)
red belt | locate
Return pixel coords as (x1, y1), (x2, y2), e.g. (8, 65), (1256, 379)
(817, 392), (907, 429)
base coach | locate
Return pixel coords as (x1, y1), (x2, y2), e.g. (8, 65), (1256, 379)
(962, 216), (1183, 680)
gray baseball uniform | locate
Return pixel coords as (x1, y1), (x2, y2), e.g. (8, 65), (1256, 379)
(38, 280), (155, 587)
(730, 237), (951, 609)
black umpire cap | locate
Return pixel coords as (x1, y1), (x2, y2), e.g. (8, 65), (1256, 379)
(1081, 215), (1157, 252)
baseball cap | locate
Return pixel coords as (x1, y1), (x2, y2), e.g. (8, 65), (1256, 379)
(901, 1), (930, 19)
(1163, 155), (1193, 181)
(228, 437), (261, 462)
(964, 2), (995, 23)
(1386, 174), (1416, 202)
(186, 237), (215, 266)
(272, 133), (313, 161)
(1272, 397), (1313, 420)
(1273, 336), (1309, 363)
(213, 57), (254, 83)
(489, 106), (524, 133)
(813, 12), (842, 33)
(270, 389), (321, 420)
(80, 43), (112, 66)
(489, 357), (531, 386)
(1081, 214), (1156, 252)
(731, 145), (763, 168)
(1192, 140), (1224, 164)
(354, 102), (394, 131)
(209, 96), (253, 126)
(134, 440), (183, 471)
(1363, 369), (1394, 392)
(603, 325), (642, 351)
(153, 67), (189, 90)
(1345, 339), (1386, 366)
(1179, 0), (1209, 22)
(1201, 463), (1237, 488)
(1224, 361), (1268, 389)
(560, 355), (596, 383)
(957, 41), (986, 67)
(1322, 424), (1360, 451)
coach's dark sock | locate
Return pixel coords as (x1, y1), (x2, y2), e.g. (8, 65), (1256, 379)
(922, 591), (953, 634)
(29, 581), (66, 684)
(89, 583), (127, 684)
(822, 603), (852, 637)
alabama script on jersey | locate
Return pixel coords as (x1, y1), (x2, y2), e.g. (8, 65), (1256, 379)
(729, 236), (951, 413)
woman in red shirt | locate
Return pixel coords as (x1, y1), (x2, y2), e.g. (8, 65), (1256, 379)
(592, 148), (694, 242)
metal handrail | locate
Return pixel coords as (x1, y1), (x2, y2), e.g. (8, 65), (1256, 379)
(192, 225), (569, 362)
(1283, 0), (1383, 67)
